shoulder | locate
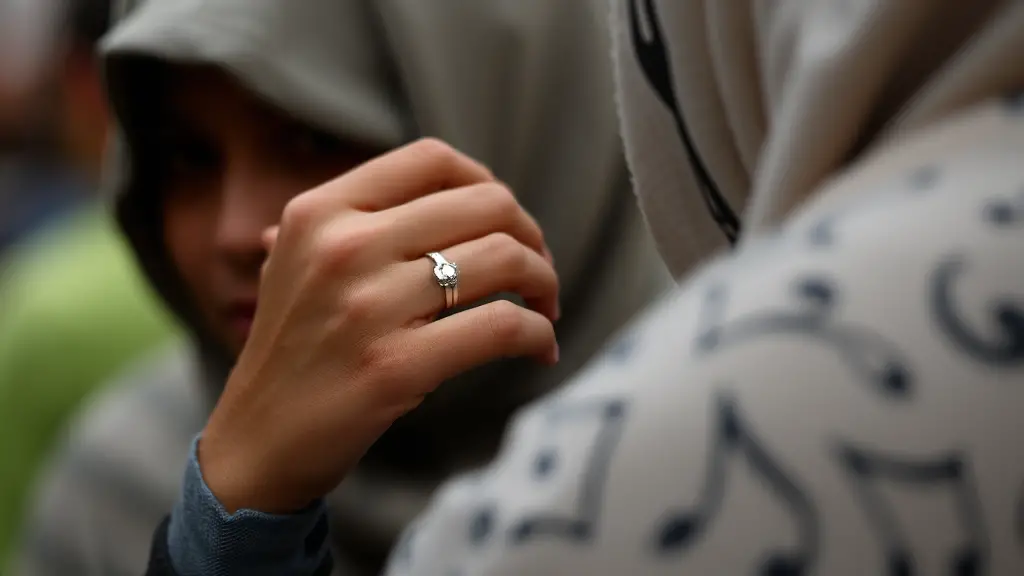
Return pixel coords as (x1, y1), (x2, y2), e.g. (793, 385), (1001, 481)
(15, 343), (207, 576)
(393, 100), (1024, 574)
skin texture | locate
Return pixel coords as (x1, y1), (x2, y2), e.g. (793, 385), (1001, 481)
(159, 68), (561, 513)
(159, 68), (369, 355)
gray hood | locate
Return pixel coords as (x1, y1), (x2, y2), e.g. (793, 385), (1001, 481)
(614, 0), (1024, 279)
(101, 0), (669, 569)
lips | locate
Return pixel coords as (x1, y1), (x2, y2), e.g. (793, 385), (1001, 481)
(224, 301), (258, 342)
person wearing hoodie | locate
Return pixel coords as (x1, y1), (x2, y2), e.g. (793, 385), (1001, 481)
(142, 0), (1023, 575)
(0, 0), (179, 564)
(11, 1), (671, 575)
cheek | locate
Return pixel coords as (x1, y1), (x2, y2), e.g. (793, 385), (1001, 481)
(163, 191), (219, 305)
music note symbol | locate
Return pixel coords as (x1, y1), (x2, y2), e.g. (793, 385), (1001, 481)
(508, 398), (628, 545)
(931, 255), (1024, 367)
(982, 189), (1024, 228)
(694, 278), (913, 398)
(654, 393), (819, 576)
(836, 443), (989, 575)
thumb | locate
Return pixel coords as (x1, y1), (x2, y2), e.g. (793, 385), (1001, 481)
(261, 226), (280, 251)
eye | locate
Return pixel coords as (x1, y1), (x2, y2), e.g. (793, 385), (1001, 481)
(284, 126), (348, 161)
(163, 131), (220, 181)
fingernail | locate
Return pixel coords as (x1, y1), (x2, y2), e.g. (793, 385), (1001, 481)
(551, 342), (560, 364)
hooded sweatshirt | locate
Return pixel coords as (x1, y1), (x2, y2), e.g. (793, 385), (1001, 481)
(11, 0), (671, 575)
(158, 0), (1023, 574)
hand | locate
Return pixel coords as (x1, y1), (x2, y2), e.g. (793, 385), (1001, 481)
(199, 139), (560, 514)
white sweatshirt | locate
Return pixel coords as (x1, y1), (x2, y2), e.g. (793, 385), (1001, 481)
(387, 1), (1024, 574)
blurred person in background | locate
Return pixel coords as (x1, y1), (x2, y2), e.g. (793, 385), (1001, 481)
(0, 0), (178, 564)
(12, 0), (671, 574)
(124, 0), (1020, 575)
(0, 0), (84, 253)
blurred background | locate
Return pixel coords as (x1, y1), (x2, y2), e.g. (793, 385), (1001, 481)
(0, 0), (180, 565)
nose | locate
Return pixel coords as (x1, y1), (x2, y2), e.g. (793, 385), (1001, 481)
(214, 160), (292, 269)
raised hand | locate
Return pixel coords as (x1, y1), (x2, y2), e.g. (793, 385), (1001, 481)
(199, 139), (560, 514)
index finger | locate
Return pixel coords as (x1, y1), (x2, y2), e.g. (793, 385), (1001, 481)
(326, 138), (495, 212)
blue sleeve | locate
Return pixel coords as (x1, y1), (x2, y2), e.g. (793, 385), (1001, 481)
(165, 436), (332, 576)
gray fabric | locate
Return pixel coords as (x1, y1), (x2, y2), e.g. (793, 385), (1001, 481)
(613, 0), (1024, 279)
(14, 0), (672, 574)
(12, 343), (205, 576)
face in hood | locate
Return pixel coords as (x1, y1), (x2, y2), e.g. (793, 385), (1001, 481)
(614, 0), (1024, 279)
(102, 0), (631, 374)
(101, 1), (661, 563)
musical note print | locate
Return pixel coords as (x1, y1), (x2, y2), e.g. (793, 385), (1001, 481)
(469, 505), (497, 547)
(508, 398), (628, 545)
(804, 165), (941, 247)
(908, 165), (942, 193)
(694, 277), (913, 397)
(603, 331), (638, 364)
(653, 393), (818, 575)
(806, 214), (838, 247)
(982, 189), (1024, 228)
(931, 255), (1024, 367)
(836, 444), (988, 575)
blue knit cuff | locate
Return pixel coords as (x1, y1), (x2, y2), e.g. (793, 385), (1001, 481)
(167, 435), (330, 576)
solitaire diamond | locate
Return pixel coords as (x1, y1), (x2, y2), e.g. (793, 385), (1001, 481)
(434, 262), (459, 287)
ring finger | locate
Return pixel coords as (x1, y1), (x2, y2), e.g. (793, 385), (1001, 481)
(387, 232), (560, 323)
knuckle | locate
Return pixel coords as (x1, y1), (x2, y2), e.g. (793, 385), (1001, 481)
(338, 282), (379, 323)
(481, 182), (518, 215)
(316, 223), (376, 271)
(281, 196), (316, 230)
(484, 300), (525, 344)
(489, 232), (528, 274)
(359, 340), (396, 374)
(413, 137), (458, 167)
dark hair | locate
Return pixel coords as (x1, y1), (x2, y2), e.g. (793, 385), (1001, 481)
(64, 0), (112, 51)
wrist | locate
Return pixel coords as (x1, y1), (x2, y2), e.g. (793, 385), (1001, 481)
(196, 430), (314, 515)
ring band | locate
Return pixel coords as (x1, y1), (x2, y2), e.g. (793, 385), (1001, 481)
(426, 251), (459, 309)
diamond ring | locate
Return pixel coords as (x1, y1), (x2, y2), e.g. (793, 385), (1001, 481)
(426, 252), (459, 309)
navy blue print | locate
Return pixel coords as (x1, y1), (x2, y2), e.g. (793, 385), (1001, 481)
(509, 399), (628, 544)
(807, 215), (838, 247)
(604, 332), (637, 363)
(655, 393), (817, 576)
(982, 190), (1024, 227)
(627, 0), (741, 243)
(908, 165), (941, 193)
(533, 450), (558, 479)
(806, 165), (944, 247)
(931, 256), (1024, 366)
(837, 444), (988, 575)
(695, 277), (913, 397)
(469, 506), (496, 546)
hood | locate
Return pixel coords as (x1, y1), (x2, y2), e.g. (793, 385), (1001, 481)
(101, 0), (660, 567)
(102, 0), (633, 369)
(614, 0), (1024, 279)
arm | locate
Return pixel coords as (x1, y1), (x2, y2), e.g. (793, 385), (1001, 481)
(157, 145), (1022, 575)
(145, 439), (333, 576)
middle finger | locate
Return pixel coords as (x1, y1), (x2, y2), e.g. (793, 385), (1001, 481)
(383, 182), (549, 263)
